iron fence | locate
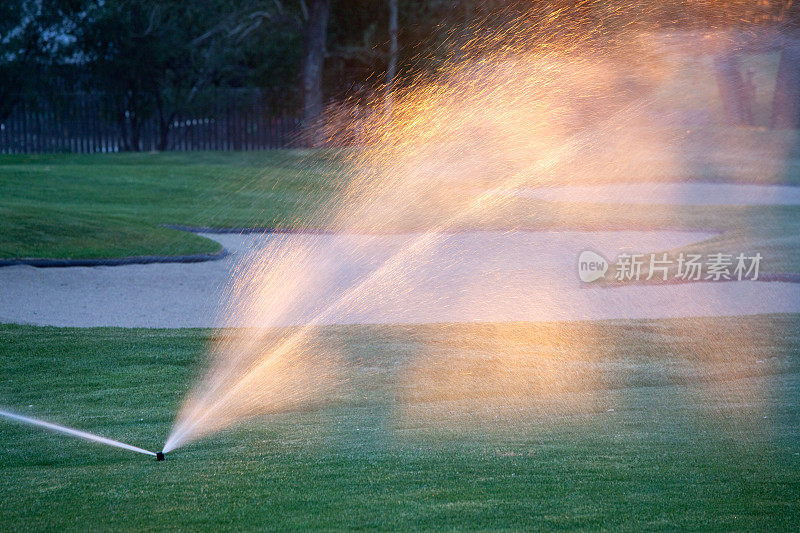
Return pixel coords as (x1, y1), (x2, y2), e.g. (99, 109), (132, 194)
(0, 91), (302, 153)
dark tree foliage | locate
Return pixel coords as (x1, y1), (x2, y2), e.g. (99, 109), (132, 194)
(6, 0), (800, 149)
(72, 0), (252, 150)
(0, 0), (80, 119)
(0, 0), (37, 119)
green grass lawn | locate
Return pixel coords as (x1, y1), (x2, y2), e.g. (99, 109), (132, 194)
(0, 151), (347, 260)
(0, 47), (793, 263)
(2, 129), (800, 269)
(1, 315), (798, 530)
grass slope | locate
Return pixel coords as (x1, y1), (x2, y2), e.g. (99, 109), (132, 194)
(0, 151), (343, 260)
(1, 131), (799, 271)
(0, 315), (798, 530)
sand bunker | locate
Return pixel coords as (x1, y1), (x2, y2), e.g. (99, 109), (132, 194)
(506, 183), (800, 205)
(0, 229), (797, 328)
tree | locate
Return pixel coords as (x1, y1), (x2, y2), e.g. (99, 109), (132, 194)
(201, 0), (331, 135)
(0, 0), (73, 120)
(772, 42), (800, 128)
(772, 4), (800, 128)
(714, 53), (754, 127)
(75, 0), (242, 150)
(385, 0), (398, 112)
(303, 0), (330, 130)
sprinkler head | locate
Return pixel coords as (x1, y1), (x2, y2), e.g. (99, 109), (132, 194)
(155, 451), (165, 461)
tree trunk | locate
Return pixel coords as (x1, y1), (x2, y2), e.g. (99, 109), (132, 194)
(155, 96), (172, 151)
(117, 107), (131, 152)
(157, 115), (170, 151)
(0, 91), (20, 122)
(771, 43), (800, 129)
(385, 0), (399, 113)
(713, 53), (753, 126)
(130, 114), (141, 152)
(302, 0), (329, 139)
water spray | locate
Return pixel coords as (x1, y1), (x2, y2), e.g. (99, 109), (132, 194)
(0, 407), (161, 460)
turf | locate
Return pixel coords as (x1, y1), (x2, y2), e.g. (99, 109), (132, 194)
(1, 315), (798, 530)
(0, 151), (346, 260)
(2, 130), (800, 270)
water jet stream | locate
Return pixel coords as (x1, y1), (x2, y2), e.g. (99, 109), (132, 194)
(164, 98), (652, 452)
(0, 408), (156, 457)
(167, 4), (794, 451)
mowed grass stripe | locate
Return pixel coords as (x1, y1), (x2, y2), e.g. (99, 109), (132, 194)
(0, 315), (798, 529)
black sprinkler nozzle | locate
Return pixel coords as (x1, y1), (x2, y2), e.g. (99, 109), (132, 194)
(155, 451), (165, 461)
